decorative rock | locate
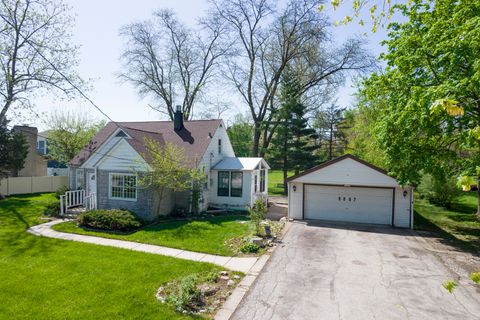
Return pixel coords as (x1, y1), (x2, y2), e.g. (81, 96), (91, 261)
(156, 287), (166, 303)
(198, 284), (217, 296)
(199, 309), (206, 313)
(220, 270), (228, 276)
(220, 275), (230, 281)
(264, 225), (272, 237)
(227, 279), (235, 286)
(280, 217), (288, 222)
(233, 275), (241, 279)
(251, 237), (265, 248)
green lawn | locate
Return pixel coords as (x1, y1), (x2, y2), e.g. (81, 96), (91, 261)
(268, 170), (293, 196)
(53, 215), (254, 256)
(415, 192), (480, 252)
(0, 193), (219, 319)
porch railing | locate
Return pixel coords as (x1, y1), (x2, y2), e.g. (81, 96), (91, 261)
(60, 190), (96, 215)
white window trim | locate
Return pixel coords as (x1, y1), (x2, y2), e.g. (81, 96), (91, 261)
(108, 172), (138, 201)
(76, 168), (84, 189)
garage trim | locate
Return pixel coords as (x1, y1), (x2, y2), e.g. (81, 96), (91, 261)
(301, 183), (396, 226)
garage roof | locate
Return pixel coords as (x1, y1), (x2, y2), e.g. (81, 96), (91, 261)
(287, 154), (398, 185)
(211, 157), (270, 171)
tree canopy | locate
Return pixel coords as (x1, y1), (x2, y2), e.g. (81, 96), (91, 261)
(352, 0), (480, 214)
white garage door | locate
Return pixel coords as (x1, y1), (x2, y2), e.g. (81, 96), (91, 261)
(304, 185), (393, 225)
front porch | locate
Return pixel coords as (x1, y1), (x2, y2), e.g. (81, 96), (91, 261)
(60, 189), (97, 215)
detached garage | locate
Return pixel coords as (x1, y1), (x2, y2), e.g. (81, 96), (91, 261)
(287, 154), (413, 228)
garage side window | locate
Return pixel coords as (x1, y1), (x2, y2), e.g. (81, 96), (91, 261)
(218, 171), (229, 196)
(230, 172), (243, 197)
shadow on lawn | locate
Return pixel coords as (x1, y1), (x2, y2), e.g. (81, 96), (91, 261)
(414, 211), (480, 257)
(0, 196), (66, 258)
(139, 215), (250, 239)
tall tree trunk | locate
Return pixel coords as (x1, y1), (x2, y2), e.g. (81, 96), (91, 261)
(252, 124), (261, 157)
(477, 177), (480, 220)
(329, 122), (334, 160)
(282, 127), (288, 195)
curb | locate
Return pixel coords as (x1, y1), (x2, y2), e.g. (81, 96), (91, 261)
(214, 221), (292, 320)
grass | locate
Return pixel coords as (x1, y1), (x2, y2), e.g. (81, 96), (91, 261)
(268, 170), (293, 196)
(53, 215), (254, 256)
(0, 193), (220, 319)
(415, 192), (480, 253)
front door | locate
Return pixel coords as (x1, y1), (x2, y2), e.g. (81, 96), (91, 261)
(87, 172), (97, 195)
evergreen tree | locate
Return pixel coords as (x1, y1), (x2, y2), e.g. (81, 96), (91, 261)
(0, 119), (28, 179)
(268, 69), (318, 194)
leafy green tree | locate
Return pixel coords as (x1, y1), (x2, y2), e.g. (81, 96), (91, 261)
(268, 69), (319, 194)
(354, 0), (480, 217)
(138, 138), (205, 218)
(46, 110), (105, 164)
(227, 114), (254, 157)
(0, 119), (28, 179)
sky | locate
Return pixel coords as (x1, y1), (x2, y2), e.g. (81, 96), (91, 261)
(16, 0), (390, 131)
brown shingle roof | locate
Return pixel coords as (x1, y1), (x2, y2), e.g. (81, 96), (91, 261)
(70, 120), (222, 167)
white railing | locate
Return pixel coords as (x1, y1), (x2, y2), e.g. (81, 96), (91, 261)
(85, 193), (97, 211)
(60, 189), (92, 215)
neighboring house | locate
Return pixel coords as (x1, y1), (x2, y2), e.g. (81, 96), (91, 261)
(68, 108), (269, 220)
(36, 130), (68, 176)
(287, 154), (413, 228)
(13, 126), (48, 177)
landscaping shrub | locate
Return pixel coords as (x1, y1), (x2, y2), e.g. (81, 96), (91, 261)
(240, 242), (259, 254)
(55, 185), (69, 199)
(165, 274), (202, 312)
(248, 198), (268, 235)
(78, 209), (142, 231)
(418, 174), (461, 209)
(44, 201), (61, 216)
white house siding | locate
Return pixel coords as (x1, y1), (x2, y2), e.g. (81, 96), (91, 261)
(293, 157), (399, 187)
(80, 135), (123, 169)
(288, 182), (304, 219)
(209, 170), (252, 209)
(198, 122), (235, 211)
(394, 187), (413, 228)
(96, 139), (148, 172)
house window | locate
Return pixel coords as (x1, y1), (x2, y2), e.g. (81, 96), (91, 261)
(260, 169), (266, 192)
(218, 139), (222, 154)
(218, 171), (229, 196)
(254, 175), (258, 193)
(76, 169), (84, 189)
(37, 140), (45, 154)
(230, 172), (243, 197)
(109, 173), (137, 200)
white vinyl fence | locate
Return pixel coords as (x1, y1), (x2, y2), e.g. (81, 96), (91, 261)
(0, 176), (68, 196)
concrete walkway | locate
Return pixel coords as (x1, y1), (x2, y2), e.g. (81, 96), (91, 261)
(28, 219), (258, 273)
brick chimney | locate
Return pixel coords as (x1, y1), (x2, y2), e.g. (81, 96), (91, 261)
(174, 105), (183, 131)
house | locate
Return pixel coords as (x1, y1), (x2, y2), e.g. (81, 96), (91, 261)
(67, 108), (269, 220)
(12, 126), (48, 177)
(287, 154), (413, 228)
(36, 130), (69, 176)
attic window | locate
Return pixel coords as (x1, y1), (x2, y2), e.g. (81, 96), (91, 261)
(115, 130), (127, 137)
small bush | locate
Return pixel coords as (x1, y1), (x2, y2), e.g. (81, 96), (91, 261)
(248, 199), (268, 235)
(44, 201), (61, 216)
(166, 274), (202, 312)
(418, 174), (461, 208)
(78, 209), (142, 231)
(55, 185), (69, 199)
(240, 242), (259, 254)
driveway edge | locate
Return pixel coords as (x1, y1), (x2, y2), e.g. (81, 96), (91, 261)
(214, 221), (292, 320)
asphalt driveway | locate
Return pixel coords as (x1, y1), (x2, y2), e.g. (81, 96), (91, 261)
(232, 221), (480, 320)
